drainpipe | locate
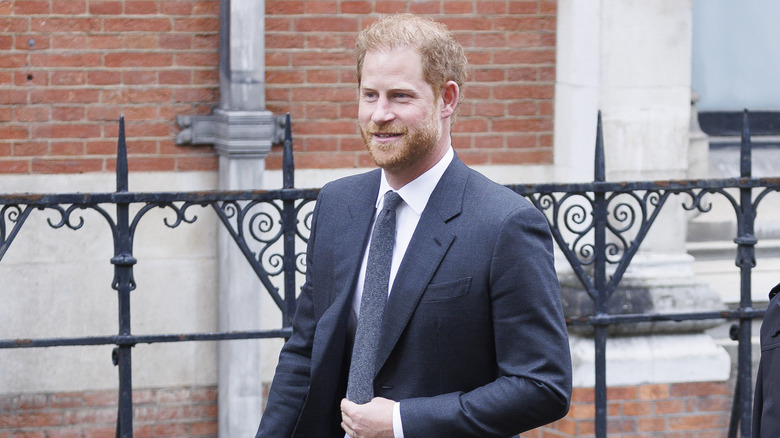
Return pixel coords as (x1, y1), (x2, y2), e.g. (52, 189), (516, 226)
(176, 1), (282, 436)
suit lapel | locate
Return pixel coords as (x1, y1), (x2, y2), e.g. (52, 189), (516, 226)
(329, 171), (381, 304)
(375, 157), (469, 373)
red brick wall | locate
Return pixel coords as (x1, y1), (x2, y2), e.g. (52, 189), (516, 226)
(0, 386), (218, 437)
(0, 0), (557, 175)
(264, 0), (558, 170)
(1, 382), (732, 437)
(0, 0), (221, 175)
(525, 382), (733, 438)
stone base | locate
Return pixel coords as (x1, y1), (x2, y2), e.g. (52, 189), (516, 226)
(569, 333), (731, 387)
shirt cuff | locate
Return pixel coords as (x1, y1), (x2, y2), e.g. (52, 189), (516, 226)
(392, 401), (404, 438)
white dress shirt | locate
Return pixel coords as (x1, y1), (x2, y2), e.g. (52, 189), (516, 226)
(348, 146), (454, 438)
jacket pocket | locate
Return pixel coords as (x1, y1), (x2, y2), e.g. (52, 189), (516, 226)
(420, 277), (472, 303)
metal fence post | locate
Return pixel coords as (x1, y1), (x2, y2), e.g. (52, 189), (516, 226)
(111, 116), (137, 438)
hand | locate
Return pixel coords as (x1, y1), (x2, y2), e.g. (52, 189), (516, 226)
(340, 397), (395, 438)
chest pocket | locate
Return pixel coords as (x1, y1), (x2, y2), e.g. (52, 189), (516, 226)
(420, 277), (471, 303)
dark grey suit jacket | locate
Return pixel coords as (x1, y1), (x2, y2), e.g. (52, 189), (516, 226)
(753, 282), (780, 437)
(256, 156), (572, 438)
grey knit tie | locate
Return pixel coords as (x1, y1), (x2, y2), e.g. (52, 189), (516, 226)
(347, 190), (403, 404)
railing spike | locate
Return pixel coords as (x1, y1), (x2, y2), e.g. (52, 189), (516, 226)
(740, 109), (752, 179)
(116, 115), (128, 193)
(282, 113), (294, 189)
(594, 110), (605, 182)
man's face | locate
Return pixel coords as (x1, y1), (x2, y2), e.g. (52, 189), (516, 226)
(358, 47), (443, 174)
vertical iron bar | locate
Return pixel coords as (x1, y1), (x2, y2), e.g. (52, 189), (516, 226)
(734, 109), (755, 437)
(112, 116), (136, 438)
(281, 114), (296, 329)
(593, 112), (608, 438)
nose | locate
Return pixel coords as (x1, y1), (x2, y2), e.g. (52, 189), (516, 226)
(371, 96), (395, 124)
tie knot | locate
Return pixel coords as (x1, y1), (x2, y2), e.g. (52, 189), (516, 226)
(382, 191), (403, 212)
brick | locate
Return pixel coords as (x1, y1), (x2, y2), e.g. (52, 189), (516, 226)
(51, 141), (86, 155)
(87, 35), (122, 50)
(104, 53), (173, 68)
(29, 53), (102, 68)
(697, 395), (730, 412)
(0, 17), (29, 33)
(15, 35), (49, 50)
(121, 34), (158, 50)
(374, 1), (407, 14)
(87, 70), (122, 85)
(174, 52), (219, 67)
(637, 416), (667, 432)
(0, 411), (63, 428)
(47, 429), (84, 438)
(159, 71), (192, 85)
(32, 158), (105, 173)
(31, 17), (100, 33)
(82, 391), (116, 407)
(0, 35), (12, 50)
(294, 17), (359, 33)
(122, 70), (157, 85)
(160, 0), (195, 16)
(51, 71), (87, 86)
(511, 1), (542, 15)
(303, 1), (338, 14)
(176, 155), (218, 171)
(342, 1), (372, 14)
(0, 159), (30, 173)
(477, 1), (508, 14)
(190, 419), (219, 435)
(173, 17), (220, 32)
(153, 422), (187, 436)
(670, 382), (730, 398)
(49, 393), (86, 409)
(13, 0), (49, 15)
(408, 1), (439, 14)
(0, 125), (30, 140)
(639, 383), (670, 400)
(621, 401), (652, 417)
(0, 53), (27, 68)
(82, 426), (115, 438)
(13, 141), (47, 156)
(88, 1), (123, 15)
(52, 0), (85, 14)
(14, 106), (50, 122)
(669, 414), (728, 431)
(32, 124), (101, 139)
(103, 18), (172, 32)
(51, 34), (88, 50)
(124, 157), (176, 171)
(492, 148), (551, 165)
(125, 1), (158, 14)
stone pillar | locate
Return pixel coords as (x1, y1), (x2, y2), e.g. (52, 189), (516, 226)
(555, 0), (730, 388)
(176, 1), (281, 436)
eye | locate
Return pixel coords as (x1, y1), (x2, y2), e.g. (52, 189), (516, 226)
(362, 90), (378, 100)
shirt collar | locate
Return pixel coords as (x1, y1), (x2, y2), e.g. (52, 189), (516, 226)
(376, 146), (454, 214)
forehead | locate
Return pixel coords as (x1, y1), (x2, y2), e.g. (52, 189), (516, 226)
(360, 47), (428, 91)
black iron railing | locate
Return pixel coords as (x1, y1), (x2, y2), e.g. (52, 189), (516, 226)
(1, 111), (778, 437)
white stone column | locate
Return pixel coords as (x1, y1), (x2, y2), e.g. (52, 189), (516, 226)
(555, 0), (730, 387)
(215, 1), (274, 437)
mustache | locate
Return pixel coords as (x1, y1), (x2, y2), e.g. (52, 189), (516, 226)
(362, 122), (408, 135)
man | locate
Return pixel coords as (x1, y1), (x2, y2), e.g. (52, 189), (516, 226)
(753, 282), (780, 437)
(256, 14), (571, 438)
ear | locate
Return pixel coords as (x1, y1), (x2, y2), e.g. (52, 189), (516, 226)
(439, 81), (459, 120)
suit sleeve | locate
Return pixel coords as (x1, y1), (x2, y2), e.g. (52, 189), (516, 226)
(255, 195), (322, 438)
(400, 203), (572, 437)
